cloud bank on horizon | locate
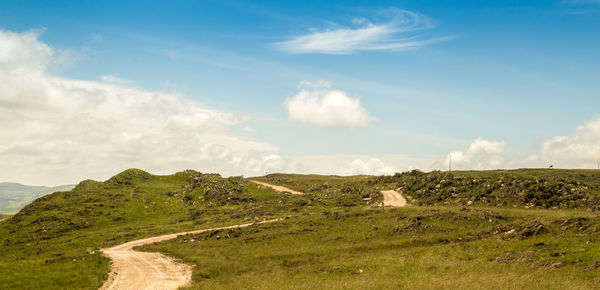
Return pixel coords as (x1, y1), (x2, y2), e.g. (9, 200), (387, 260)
(0, 29), (282, 184)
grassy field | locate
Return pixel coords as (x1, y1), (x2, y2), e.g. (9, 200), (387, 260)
(141, 206), (600, 289)
(1, 168), (599, 289)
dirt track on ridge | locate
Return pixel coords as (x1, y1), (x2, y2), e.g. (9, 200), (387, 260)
(100, 219), (279, 290)
(381, 190), (407, 207)
(250, 180), (406, 207)
(250, 180), (304, 195)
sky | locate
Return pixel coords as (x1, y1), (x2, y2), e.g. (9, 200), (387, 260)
(1, 0), (599, 185)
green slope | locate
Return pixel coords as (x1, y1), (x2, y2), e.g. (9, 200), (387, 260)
(1, 168), (599, 289)
(0, 169), (308, 289)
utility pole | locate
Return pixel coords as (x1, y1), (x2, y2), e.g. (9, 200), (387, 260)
(449, 155), (452, 172)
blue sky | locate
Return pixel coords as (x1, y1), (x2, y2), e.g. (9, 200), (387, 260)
(1, 1), (599, 184)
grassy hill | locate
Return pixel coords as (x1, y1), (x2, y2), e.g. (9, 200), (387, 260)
(0, 169), (312, 289)
(0, 182), (75, 214)
(253, 169), (600, 209)
(1, 168), (599, 289)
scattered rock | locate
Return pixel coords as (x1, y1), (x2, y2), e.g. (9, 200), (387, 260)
(584, 260), (600, 271)
(550, 252), (566, 257)
(536, 260), (564, 269)
(516, 221), (546, 240)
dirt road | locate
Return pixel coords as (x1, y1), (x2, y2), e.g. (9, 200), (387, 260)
(381, 190), (407, 207)
(100, 219), (279, 290)
(249, 180), (304, 195)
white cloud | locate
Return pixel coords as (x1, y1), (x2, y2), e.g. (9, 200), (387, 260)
(278, 154), (440, 176)
(346, 158), (397, 175)
(100, 75), (131, 85)
(0, 29), (284, 185)
(276, 8), (449, 54)
(284, 81), (370, 127)
(446, 137), (506, 170)
(541, 116), (600, 168)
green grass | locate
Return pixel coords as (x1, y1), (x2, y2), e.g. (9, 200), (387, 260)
(1, 168), (600, 289)
(0, 169), (313, 289)
(141, 206), (600, 289)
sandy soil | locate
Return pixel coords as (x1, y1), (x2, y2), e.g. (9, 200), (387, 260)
(250, 180), (304, 195)
(381, 190), (407, 207)
(100, 219), (279, 290)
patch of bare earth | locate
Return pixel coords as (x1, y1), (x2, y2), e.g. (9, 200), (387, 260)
(100, 219), (279, 290)
(250, 180), (304, 195)
(381, 190), (407, 207)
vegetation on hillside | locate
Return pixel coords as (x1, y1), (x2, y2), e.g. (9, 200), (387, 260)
(142, 206), (600, 289)
(255, 169), (600, 209)
(1, 168), (599, 289)
(0, 169), (310, 289)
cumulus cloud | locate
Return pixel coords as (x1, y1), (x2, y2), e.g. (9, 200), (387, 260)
(445, 137), (506, 170)
(276, 8), (449, 54)
(345, 158), (398, 175)
(0, 29), (286, 185)
(541, 116), (600, 168)
(284, 81), (370, 127)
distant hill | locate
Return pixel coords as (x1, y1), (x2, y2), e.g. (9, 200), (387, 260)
(0, 182), (75, 214)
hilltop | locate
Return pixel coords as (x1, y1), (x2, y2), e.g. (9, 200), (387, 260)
(1, 168), (599, 289)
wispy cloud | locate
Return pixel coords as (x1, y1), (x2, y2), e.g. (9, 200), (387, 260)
(276, 8), (450, 54)
(100, 74), (131, 85)
(90, 33), (103, 43)
(164, 49), (177, 61)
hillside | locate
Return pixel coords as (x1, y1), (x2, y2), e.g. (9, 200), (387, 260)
(254, 169), (600, 209)
(0, 182), (75, 214)
(1, 168), (599, 289)
(0, 169), (314, 289)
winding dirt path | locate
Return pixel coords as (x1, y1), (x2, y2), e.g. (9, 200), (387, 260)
(100, 219), (279, 290)
(250, 180), (304, 195)
(381, 190), (407, 207)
